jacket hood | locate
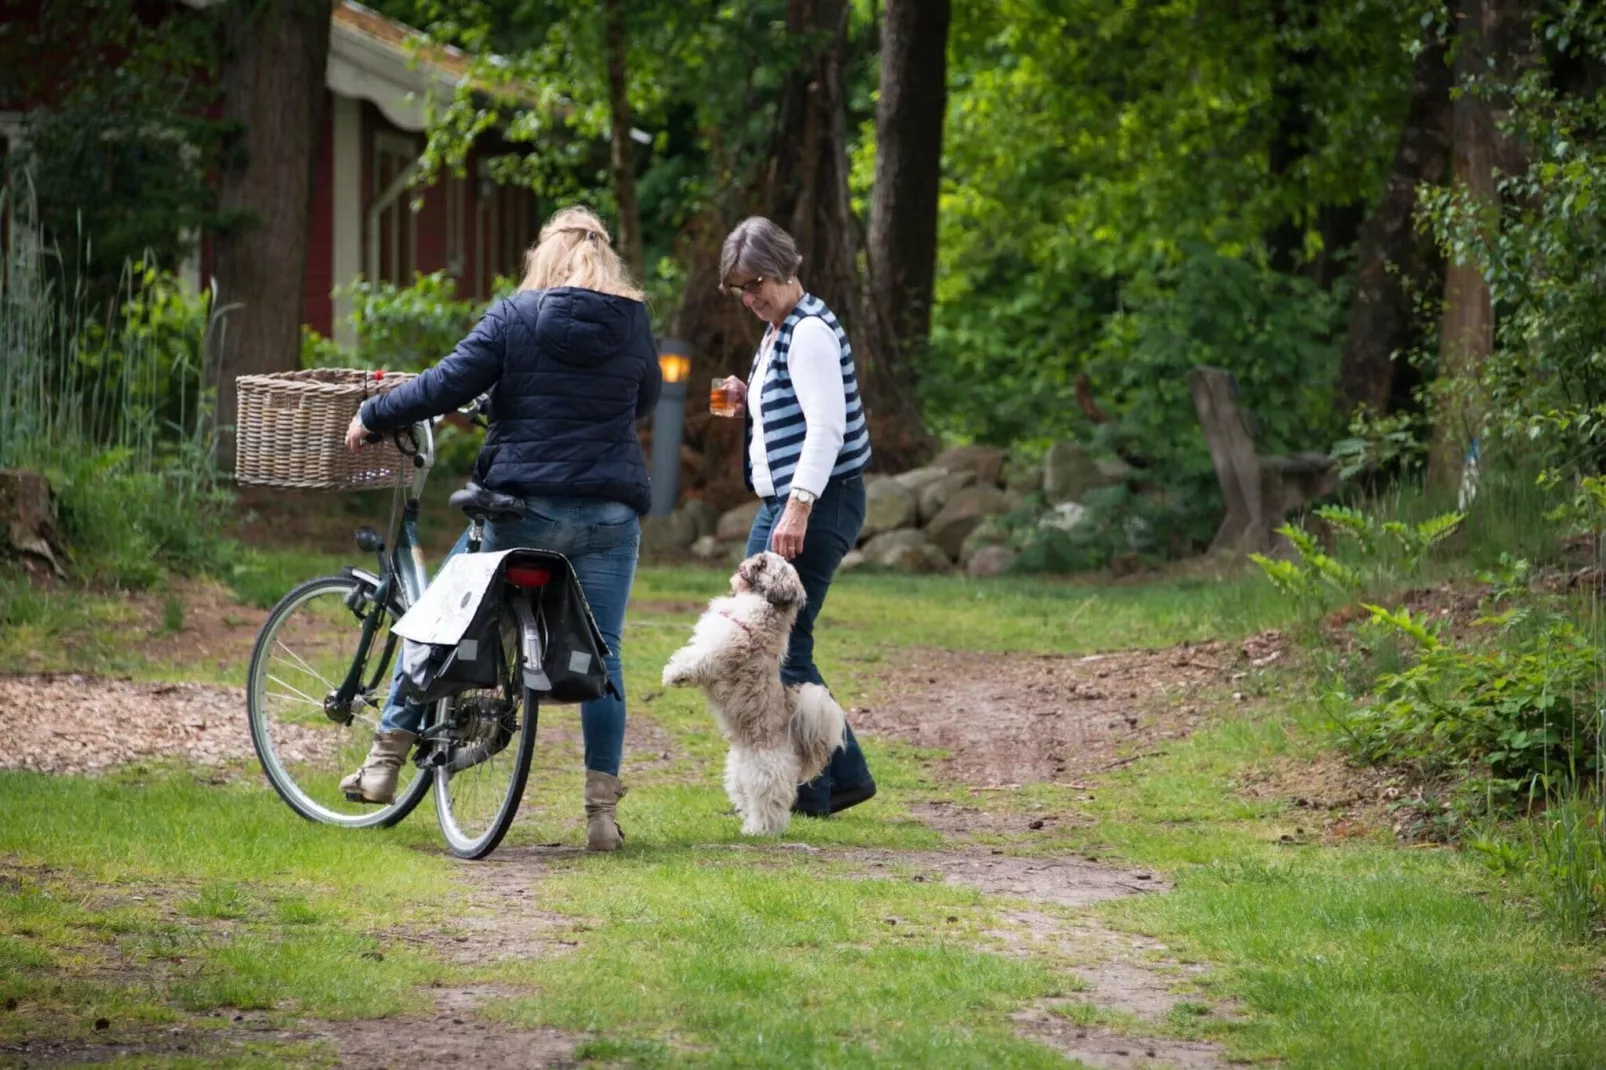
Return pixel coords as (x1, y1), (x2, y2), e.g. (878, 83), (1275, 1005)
(507, 286), (649, 369)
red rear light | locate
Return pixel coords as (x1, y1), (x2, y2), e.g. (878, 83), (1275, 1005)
(505, 566), (551, 588)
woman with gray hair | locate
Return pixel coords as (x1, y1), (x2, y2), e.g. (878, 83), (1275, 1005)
(711, 215), (876, 818)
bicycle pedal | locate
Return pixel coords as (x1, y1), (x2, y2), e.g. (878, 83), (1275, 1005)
(343, 791), (385, 805)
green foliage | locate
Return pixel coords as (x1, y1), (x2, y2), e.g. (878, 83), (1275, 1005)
(1419, 7), (1606, 509)
(1332, 581), (1602, 810)
(4, 0), (230, 303)
(929, 0), (1422, 448)
(1249, 507), (1464, 620)
(303, 272), (491, 374)
(1, 193), (231, 587)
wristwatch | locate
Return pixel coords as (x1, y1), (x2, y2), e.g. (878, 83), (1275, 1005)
(790, 488), (817, 506)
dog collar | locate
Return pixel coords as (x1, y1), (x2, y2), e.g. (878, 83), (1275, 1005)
(717, 610), (755, 637)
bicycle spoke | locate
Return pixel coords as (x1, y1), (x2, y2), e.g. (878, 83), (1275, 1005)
(265, 674), (323, 710)
(274, 638), (337, 692)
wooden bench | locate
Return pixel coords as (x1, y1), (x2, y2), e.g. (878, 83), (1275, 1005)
(1187, 365), (1339, 556)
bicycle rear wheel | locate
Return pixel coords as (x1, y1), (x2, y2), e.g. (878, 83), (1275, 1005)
(247, 575), (432, 828)
(433, 605), (539, 859)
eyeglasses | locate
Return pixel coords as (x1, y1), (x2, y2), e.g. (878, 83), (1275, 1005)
(724, 276), (766, 297)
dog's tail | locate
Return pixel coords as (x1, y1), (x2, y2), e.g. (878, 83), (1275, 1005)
(790, 683), (848, 783)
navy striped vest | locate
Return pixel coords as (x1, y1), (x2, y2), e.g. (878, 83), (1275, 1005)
(742, 294), (872, 499)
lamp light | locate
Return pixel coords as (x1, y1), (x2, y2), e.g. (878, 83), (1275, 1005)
(658, 351), (691, 384)
(649, 338), (692, 516)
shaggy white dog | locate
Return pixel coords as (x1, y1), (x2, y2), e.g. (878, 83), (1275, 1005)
(661, 551), (847, 835)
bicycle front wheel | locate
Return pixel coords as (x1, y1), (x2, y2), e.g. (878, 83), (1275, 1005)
(434, 607), (539, 859)
(247, 575), (432, 828)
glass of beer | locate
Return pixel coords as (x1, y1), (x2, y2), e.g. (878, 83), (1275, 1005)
(710, 377), (740, 417)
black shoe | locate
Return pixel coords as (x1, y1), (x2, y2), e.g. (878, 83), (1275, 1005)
(828, 779), (876, 814)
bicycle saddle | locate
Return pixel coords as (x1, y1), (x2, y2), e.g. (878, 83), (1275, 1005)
(450, 483), (525, 524)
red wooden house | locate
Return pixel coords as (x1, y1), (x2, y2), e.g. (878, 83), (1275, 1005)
(0, 0), (543, 346)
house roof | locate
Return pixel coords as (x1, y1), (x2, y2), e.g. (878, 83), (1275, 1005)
(328, 1), (471, 131)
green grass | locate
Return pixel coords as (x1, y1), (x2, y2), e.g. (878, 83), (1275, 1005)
(4, 547), (1605, 1066)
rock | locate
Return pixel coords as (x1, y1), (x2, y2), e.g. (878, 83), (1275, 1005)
(682, 499), (721, 540)
(1042, 441), (1105, 505)
(861, 528), (939, 567)
(690, 535), (724, 560)
(1095, 456), (1136, 484)
(959, 517), (1010, 568)
(965, 545), (1018, 578)
(1001, 488), (1028, 514)
(927, 484), (1010, 560)
(838, 550), (866, 572)
(715, 500), (763, 542)
(886, 542), (955, 574)
(892, 466), (951, 494)
(640, 511), (698, 555)
(917, 470), (977, 525)
(1005, 460), (1044, 495)
(860, 478), (919, 540)
(1038, 501), (1088, 532)
(931, 444), (1007, 486)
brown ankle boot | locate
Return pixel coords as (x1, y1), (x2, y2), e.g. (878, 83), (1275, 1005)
(339, 730), (417, 804)
(584, 770), (627, 851)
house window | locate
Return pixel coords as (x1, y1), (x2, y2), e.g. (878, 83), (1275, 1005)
(444, 171), (465, 280)
(370, 131), (418, 285)
(474, 159), (537, 300)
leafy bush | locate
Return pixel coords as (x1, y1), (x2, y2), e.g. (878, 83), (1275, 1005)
(1418, 8), (1606, 519)
(1250, 506), (1464, 623)
(1005, 484), (1183, 574)
(1333, 597), (1602, 805)
(1, 192), (231, 587)
(300, 272), (504, 476)
(1086, 249), (1347, 550)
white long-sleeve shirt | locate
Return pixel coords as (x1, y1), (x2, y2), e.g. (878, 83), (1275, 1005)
(748, 316), (848, 499)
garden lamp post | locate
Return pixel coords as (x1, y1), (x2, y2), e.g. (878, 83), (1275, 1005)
(650, 338), (691, 517)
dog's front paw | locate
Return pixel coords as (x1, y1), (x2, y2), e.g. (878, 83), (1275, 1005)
(661, 654), (694, 688)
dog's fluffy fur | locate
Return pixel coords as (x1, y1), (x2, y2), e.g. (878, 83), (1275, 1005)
(661, 551), (847, 835)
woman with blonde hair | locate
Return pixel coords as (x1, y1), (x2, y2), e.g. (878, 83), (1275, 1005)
(340, 206), (660, 851)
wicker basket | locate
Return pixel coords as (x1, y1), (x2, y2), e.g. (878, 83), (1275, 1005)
(234, 369), (419, 490)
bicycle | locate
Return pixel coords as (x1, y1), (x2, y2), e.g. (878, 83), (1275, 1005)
(245, 402), (549, 859)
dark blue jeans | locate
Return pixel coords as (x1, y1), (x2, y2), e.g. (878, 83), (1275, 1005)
(745, 475), (872, 811)
(379, 495), (639, 776)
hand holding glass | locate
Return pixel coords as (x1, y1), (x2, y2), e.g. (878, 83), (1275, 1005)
(711, 377), (745, 418)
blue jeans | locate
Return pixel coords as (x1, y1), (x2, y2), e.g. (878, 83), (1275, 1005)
(745, 475), (872, 810)
(379, 495), (640, 776)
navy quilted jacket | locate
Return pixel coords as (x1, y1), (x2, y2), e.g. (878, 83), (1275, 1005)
(359, 287), (662, 515)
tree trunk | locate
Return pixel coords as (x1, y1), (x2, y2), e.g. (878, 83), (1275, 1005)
(210, 0), (333, 470)
(1425, 0), (1532, 492)
(1266, 0), (1318, 275)
(866, 0), (949, 440)
(765, 0), (933, 469)
(1337, 26), (1454, 420)
(604, 0), (644, 280)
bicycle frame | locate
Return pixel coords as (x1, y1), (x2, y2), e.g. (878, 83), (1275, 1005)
(324, 421), (436, 724)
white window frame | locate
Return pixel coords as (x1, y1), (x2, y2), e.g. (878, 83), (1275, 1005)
(368, 130), (420, 286)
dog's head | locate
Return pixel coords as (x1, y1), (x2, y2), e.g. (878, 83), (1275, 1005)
(732, 551), (806, 609)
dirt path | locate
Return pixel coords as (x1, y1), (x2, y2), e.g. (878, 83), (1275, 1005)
(851, 632), (1286, 789)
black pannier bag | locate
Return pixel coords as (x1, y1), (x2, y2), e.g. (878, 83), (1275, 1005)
(391, 548), (615, 706)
